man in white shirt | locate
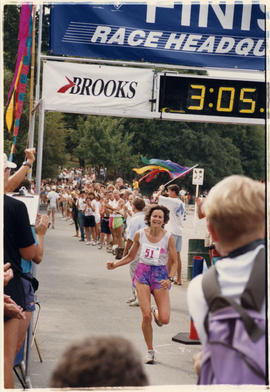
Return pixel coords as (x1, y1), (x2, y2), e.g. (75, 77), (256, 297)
(123, 198), (146, 306)
(156, 184), (186, 285)
(77, 191), (86, 242)
(47, 186), (59, 229)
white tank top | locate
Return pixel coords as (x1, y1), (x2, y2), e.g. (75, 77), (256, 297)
(138, 229), (170, 266)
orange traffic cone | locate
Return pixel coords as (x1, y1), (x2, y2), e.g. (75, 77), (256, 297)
(189, 319), (199, 340)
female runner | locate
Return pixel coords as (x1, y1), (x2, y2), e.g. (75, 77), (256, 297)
(107, 205), (177, 364)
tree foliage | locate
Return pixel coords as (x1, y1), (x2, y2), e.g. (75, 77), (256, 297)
(40, 112), (67, 178)
(4, 5), (20, 70)
(73, 116), (140, 179)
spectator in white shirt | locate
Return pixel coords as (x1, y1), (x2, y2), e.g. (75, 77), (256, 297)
(156, 184), (186, 285)
(47, 186), (59, 229)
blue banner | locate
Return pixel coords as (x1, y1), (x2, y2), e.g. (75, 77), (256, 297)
(49, 3), (265, 71)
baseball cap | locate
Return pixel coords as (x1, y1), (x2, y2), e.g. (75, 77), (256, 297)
(4, 153), (17, 169)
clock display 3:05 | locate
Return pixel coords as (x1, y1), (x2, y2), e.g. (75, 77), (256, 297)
(187, 84), (263, 115)
(159, 76), (266, 119)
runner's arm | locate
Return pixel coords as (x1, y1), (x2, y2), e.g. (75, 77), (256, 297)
(123, 238), (133, 256)
(107, 232), (140, 269)
(160, 235), (177, 288)
(167, 235), (177, 278)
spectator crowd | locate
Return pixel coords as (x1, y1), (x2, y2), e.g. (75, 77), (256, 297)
(39, 167), (189, 264)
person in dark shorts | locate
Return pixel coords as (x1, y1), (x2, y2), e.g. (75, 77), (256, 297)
(83, 196), (96, 245)
(3, 153), (39, 388)
(98, 192), (112, 250)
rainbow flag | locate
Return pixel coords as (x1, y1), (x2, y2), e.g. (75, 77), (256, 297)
(133, 157), (193, 183)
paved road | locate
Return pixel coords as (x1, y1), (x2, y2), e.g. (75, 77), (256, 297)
(15, 208), (208, 388)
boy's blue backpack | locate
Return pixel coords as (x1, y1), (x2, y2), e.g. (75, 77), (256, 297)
(198, 247), (266, 385)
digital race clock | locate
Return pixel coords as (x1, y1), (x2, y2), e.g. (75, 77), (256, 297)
(157, 74), (266, 125)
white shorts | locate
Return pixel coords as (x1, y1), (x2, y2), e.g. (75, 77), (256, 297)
(47, 206), (56, 212)
(172, 234), (182, 252)
(94, 215), (101, 224)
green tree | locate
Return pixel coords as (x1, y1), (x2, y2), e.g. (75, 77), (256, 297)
(4, 5), (20, 70)
(121, 118), (244, 191)
(39, 112), (67, 178)
(74, 116), (139, 179)
(219, 124), (265, 180)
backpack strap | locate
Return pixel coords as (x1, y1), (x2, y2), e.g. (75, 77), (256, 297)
(241, 247), (265, 311)
(202, 246), (265, 342)
(202, 265), (222, 310)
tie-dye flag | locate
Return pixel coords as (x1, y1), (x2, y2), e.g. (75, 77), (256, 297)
(5, 4), (33, 161)
(6, 4), (32, 107)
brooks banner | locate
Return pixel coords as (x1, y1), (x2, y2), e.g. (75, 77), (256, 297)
(42, 61), (154, 116)
(49, 3), (265, 71)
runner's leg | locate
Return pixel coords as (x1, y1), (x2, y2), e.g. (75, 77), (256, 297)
(152, 287), (170, 325)
(176, 252), (182, 285)
(135, 281), (153, 350)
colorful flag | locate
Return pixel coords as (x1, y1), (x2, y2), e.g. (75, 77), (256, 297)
(5, 4), (33, 161)
(141, 157), (190, 173)
(6, 4), (32, 107)
(133, 157), (192, 184)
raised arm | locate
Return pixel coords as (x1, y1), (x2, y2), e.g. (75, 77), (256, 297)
(155, 185), (165, 201)
(5, 148), (36, 193)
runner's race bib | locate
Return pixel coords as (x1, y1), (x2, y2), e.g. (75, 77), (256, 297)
(141, 243), (161, 265)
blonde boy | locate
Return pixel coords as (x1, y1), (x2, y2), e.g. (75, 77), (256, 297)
(187, 175), (265, 346)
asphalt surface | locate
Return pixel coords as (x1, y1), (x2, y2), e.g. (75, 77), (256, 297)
(14, 207), (208, 388)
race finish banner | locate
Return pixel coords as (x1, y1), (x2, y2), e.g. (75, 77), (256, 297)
(49, 3), (265, 71)
(42, 61), (155, 117)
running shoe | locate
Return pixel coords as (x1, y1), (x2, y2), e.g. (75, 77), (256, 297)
(126, 297), (136, 304)
(144, 350), (156, 364)
(92, 241), (97, 246)
(85, 241), (91, 245)
(97, 243), (103, 249)
(129, 299), (139, 307)
(151, 306), (163, 327)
